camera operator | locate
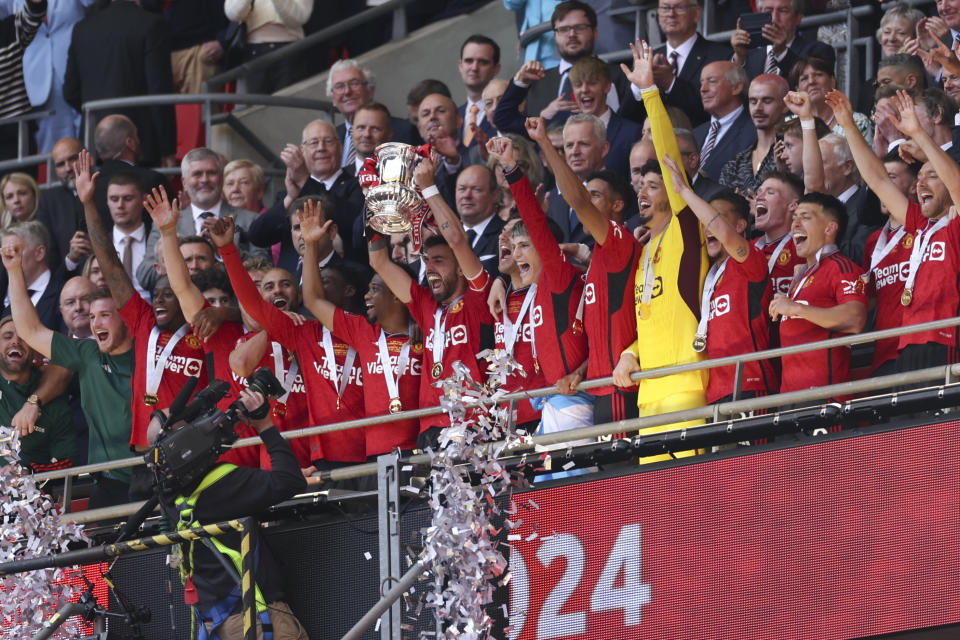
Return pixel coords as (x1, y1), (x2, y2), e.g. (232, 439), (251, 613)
(155, 387), (307, 639)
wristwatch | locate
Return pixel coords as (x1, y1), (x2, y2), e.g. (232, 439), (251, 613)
(26, 394), (42, 416)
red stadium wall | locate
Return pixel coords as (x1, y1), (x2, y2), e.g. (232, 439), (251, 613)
(509, 420), (960, 640)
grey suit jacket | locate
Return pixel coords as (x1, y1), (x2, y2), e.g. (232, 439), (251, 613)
(136, 201), (266, 292)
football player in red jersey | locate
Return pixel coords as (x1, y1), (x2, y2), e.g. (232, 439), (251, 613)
(752, 171), (806, 296)
(769, 193), (867, 394)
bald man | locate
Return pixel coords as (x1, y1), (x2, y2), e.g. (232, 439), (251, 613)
(693, 60), (756, 181)
(455, 164), (505, 274)
(59, 276), (96, 340)
(719, 73), (789, 194)
(416, 92), (469, 206)
(36, 137), (86, 275)
(248, 119), (365, 272)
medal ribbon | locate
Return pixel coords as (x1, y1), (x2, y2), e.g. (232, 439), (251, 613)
(788, 244), (838, 300)
(759, 233), (792, 273)
(145, 323), (189, 396)
(320, 327), (357, 405)
(271, 342), (299, 404)
(694, 257), (729, 342)
(376, 328), (411, 404)
(640, 229), (667, 304)
(867, 223), (906, 277)
(431, 295), (462, 371)
(904, 215), (950, 294)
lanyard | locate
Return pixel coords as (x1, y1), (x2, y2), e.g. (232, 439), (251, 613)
(788, 244), (838, 300)
(903, 215), (950, 302)
(867, 222), (906, 275)
(376, 328), (411, 411)
(761, 233), (792, 273)
(692, 258), (729, 351)
(270, 342), (299, 404)
(503, 285), (537, 354)
(145, 323), (189, 395)
(640, 228), (667, 305)
(321, 327), (357, 409)
(431, 295), (463, 370)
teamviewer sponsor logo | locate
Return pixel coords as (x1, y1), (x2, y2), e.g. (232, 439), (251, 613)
(710, 294), (730, 319)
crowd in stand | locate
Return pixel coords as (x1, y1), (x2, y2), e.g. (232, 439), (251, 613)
(2, 0), (960, 507)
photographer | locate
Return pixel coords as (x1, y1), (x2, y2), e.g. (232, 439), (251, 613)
(155, 387), (307, 639)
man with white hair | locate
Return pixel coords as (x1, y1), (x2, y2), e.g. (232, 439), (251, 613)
(1, 221), (65, 331)
(327, 59), (418, 167)
(693, 61), (756, 181)
(138, 147), (263, 291)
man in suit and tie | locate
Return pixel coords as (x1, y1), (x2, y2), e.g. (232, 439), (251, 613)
(138, 148), (264, 291)
(731, 0), (836, 82)
(547, 113), (610, 245)
(675, 128), (725, 202)
(249, 119), (365, 273)
(457, 34), (501, 161)
(694, 61), (757, 181)
(1, 221), (65, 331)
(37, 137), (86, 276)
(342, 102), (394, 178)
(633, 0), (732, 127)
(454, 165), (505, 275)
(328, 59), (419, 168)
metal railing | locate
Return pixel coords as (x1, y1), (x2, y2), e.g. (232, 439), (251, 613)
(41, 314), (960, 524)
(203, 0), (417, 94)
(0, 109), (55, 176)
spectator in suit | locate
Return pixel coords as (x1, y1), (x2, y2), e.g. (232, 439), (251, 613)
(457, 34), (501, 160)
(1, 221), (65, 331)
(568, 56), (642, 180)
(643, 0), (732, 127)
(139, 147), (264, 291)
(720, 73), (789, 195)
(730, 0), (836, 83)
(328, 59), (419, 166)
(547, 113), (608, 244)
(249, 119), (365, 273)
(104, 172), (151, 300)
(342, 102), (393, 178)
(20, 0), (90, 152)
(64, 0), (176, 167)
(481, 79), (512, 139)
(675, 128), (724, 202)
(694, 61), (756, 181)
(405, 78), (451, 130)
(904, 88), (957, 161)
(416, 93), (468, 211)
(91, 115), (170, 221)
(454, 165), (505, 274)
(37, 138), (86, 277)
(494, 1), (627, 131)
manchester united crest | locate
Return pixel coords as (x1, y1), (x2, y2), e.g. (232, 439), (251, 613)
(451, 300), (464, 313)
(902, 234), (914, 249)
(778, 249), (791, 265)
(186, 334), (202, 350)
(654, 246), (663, 263)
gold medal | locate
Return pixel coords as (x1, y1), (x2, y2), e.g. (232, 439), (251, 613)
(388, 397), (402, 414)
(692, 334), (707, 352)
(336, 397), (341, 411)
(638, 303), (651, 320)
(534, 359), (540, 374)
(272, 402), (287, 419)
(143, 393), (158, 406)
(901, 287), (913, 306)
(432, 362), (443, 379)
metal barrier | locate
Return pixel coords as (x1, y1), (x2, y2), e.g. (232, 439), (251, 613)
(203, 0), (417, 94)
(0, 109), (55, 176)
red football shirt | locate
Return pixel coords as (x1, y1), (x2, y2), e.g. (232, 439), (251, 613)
(753, 235), (805, 296)
(899, 202), (960, 351)
(584, 220), (641, 396)
(704, 247), (777, 403)
(779, 252), (866, 393)
(862, 223), (914, 371)
(406, 276), (494, 433)
(119, 293), (207, 447)
(493, 285), (545, 426)
(222, 243), (366, 462)
(506, 173), (588, 383)
(333, 309), (421, 454)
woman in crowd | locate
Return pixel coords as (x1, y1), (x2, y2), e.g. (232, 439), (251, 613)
(0, 172), (38, 229)
(791, 56), (873, 146)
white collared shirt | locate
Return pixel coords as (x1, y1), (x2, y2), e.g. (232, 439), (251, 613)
(463, 213), (495, 249)
(311, 168), (343, 191)
(703, 104), (744, 152)
(6, 269), (50, 309)
(596, 108), (611, 127)
(191, 201), (224, 234)
(113, 223), (149, 298)
(768, 37), (795, 63)
(665, 34), (697, 93)
(837, 183), (858, 204)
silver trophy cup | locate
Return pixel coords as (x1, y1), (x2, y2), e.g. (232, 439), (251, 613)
(365, 142), (424, 234)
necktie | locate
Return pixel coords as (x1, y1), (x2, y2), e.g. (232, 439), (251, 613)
(198, 211), (214, 234)
(26, 288), (36, 300)
(669, 51), (679, 77)
(466, 228), (477, 247)
(559, 71), (572, 100)
(343, 126), (355, 167)
(463, 104), (479, 148)
(700, 120), (721, 170)
(764, 47), (779, 75)
(122, 236), (134, 279)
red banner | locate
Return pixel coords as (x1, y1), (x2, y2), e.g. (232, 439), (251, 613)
(509, 420), (960, 639)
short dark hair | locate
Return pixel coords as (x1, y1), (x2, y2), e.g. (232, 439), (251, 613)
(191, 267), (233, 298)
(288, 193), (334, 219)
(917, 87), (958, 127)
(639, 159), (662, 177)
(178, 235), (216, 255)
(789, 56), (835, 87)
(709, 189), (750, 222)
(881, 149), (921, 177)
(551, 0), (597, 28)
(407, 79), (452, 107)
(83, 287), (113, 304)
(356, 101), (392, 120)
(460, 34), (500, 65)
(878, 53), (926, 85)
(586, 169), (633, 206)
(107, 171), (144, 194)
(797, 192), (848, 244)
(759, 170), (805, 199)
(423, 234), (451, 253)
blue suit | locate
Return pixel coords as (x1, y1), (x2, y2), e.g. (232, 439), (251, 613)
(3, 0), (94, 151)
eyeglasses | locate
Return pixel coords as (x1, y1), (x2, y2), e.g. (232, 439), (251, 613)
(658, 4), (696, 13)
(332, 79), (368, 93)
(554, 23), (592, 35)
(302, 137), (338, 149)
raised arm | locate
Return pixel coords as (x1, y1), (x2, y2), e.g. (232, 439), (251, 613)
(143, 187), (205, 321)
(525, 116), (612, 244)
(413, 156), (484, 280)
(75, 149), (134, 308)
(298, 200), (336, 329)
(663, 153), (751, 262)
(623, 40), (687, 215)
(229, 330), (270, 378)
(0, 243), (54, 358)
(367, 234), (413, 304)
(889, 89), (960, 213)
(825, 90), (909, 225)
(783, 91), (825, 194)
